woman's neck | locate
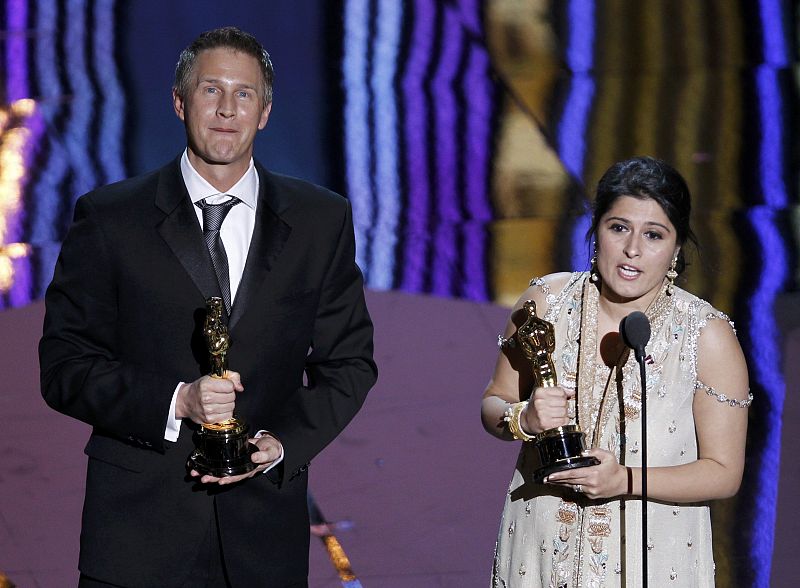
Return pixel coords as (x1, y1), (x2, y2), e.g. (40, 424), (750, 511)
(596, 279), (664, 325)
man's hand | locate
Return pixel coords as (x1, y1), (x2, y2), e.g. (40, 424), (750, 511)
(176, 371), (243, 425)
(190, 434), (283, 485)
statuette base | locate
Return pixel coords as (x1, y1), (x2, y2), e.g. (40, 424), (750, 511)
(532, 424), (600, 483)
(188, 421), (258, 477)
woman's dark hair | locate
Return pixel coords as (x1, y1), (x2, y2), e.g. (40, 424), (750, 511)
(587, 156), (698, 273)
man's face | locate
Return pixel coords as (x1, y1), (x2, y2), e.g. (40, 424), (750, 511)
(173, 47), (271, 180)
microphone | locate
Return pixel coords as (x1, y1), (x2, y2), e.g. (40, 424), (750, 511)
(619, 310), (652, 588)
(620, 311), (651, 363)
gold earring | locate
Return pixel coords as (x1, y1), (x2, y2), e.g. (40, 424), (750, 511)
(666, 256), (678, 295)
(590, 252), (599, 283)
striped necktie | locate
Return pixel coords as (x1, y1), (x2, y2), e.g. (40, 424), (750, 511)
(196, 197), (240, 314)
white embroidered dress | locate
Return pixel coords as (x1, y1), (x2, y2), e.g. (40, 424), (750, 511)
(492, 272), (725, 588)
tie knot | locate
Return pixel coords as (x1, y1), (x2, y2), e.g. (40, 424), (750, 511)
(197, 197), (240, 233)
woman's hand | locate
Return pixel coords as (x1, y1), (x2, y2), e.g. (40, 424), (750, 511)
(522, 386), (575, 434)
(544, 449), (628, 500)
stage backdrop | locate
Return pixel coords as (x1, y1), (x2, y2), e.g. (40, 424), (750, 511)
(0, 1), (798, 586)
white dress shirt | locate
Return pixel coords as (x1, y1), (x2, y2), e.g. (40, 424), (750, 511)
(181, 151), (257, 302)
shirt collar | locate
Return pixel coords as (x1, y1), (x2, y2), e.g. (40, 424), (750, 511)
(180, 149), (259, 210)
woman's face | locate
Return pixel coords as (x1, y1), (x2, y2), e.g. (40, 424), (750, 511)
(595, 195), (680, 307)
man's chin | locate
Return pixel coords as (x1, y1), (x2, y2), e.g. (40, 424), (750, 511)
(196, 152), (246, 167)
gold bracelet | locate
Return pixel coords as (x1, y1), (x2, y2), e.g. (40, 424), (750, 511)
(503, 401), (536, 442)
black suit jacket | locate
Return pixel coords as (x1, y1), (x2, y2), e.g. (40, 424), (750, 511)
(39, 159), (377, 587)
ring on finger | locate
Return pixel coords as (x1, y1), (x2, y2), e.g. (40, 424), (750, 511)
(574, 484), (582, 493)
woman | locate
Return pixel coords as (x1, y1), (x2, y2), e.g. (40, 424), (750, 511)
(482, 157), (751, 587)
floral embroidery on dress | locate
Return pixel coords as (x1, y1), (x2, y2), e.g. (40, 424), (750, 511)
(550, 531), (571, 588)
(588, 506), (612, 537)
(557, 500), (578, 525)
(587, 551), (609, 587)
(551, 500), (577, 588)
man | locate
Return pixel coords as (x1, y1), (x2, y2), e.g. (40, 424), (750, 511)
(39, 27), (376, 587)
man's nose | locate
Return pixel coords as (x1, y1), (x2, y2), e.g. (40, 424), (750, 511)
(217, 93), (235, 117)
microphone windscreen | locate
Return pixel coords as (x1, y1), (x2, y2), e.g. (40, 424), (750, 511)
(620, 311), (651, 353)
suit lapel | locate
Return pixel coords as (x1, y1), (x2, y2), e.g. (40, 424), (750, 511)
(155, 160), (222, 303)
(229, 166), (291, 330)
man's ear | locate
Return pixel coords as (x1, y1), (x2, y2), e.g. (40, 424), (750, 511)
(173, 88), (186, 122)
(258, 102), (272, 130)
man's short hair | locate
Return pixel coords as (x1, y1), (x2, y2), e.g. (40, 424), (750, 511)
(174, 26), (274, 108)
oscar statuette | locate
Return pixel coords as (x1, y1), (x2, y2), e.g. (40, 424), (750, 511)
(516, 300), (599, 483)
(187, 297), (257, 477)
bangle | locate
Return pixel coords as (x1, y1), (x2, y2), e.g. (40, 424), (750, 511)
(626, 466), (633, 495)
(503, 401), (536, 442)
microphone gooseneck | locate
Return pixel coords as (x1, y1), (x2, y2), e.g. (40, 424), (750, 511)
(619, 310), (652, 588)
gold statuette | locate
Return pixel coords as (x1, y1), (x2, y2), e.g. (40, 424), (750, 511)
(516, 300), (598, 483)
(187, 297), (257, 476)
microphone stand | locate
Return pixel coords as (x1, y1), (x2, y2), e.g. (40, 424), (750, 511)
(621, 311), (651, 588)
(635, 344), (648, 588)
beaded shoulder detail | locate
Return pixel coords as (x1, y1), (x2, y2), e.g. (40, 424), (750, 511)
(529, 275), (549, 292)
(536, 272), (584, 323)
(695, 380), (753, 408)
(680, 287), (737, 382)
